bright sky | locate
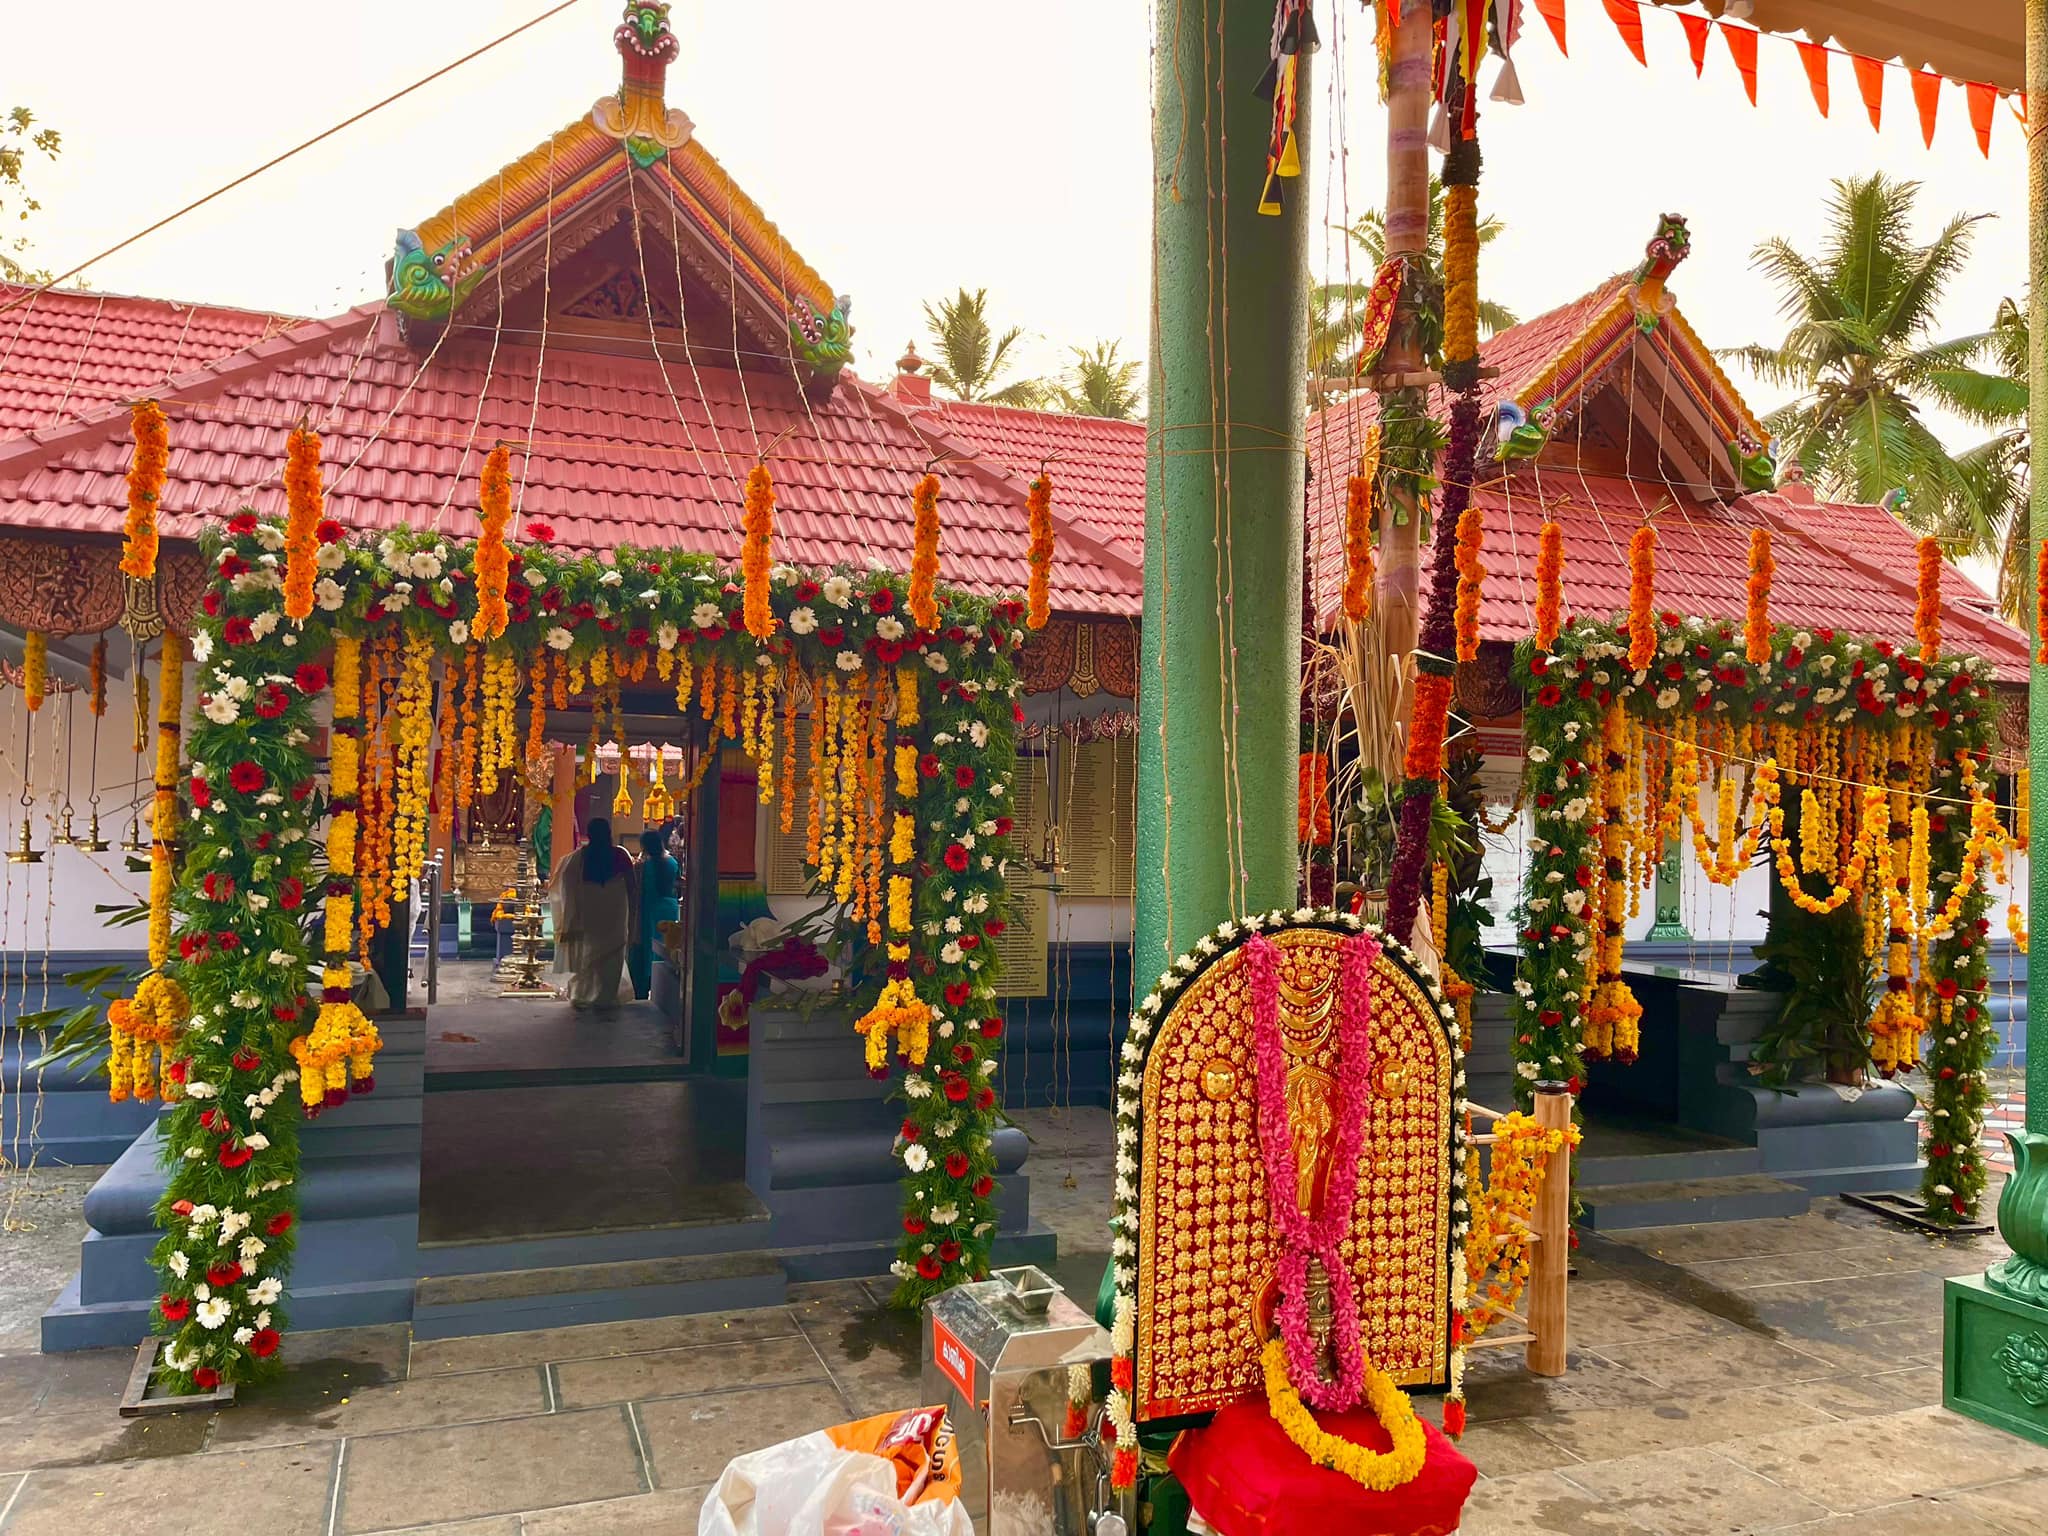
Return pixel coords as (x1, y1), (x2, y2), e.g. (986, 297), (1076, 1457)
(7, 0), (2027, 426)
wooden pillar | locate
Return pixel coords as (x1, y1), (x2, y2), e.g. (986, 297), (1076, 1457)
(1526, 1082), (1572, 1377)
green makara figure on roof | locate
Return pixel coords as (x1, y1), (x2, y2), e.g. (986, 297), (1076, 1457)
(1628, 212), (1691, 332)
(790, 295), (854, 400)
(388, 230), (482, 324)
(1728, 430), (1777, 493)
(1492, 398), (1553, 462)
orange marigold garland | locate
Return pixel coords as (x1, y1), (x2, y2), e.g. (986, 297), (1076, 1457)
(1452, 505), (1485, 662)
(1626, 523), (1657, 671)
(1025, 472), (1054, 630)
(1342, 430), (1381, 622)
(281, 425), (325, 622)
(1744, 526), (1773, 665)
(908, 472), (942, 632)
(2036, 541), (2048, 665)
(1915, 535), (1942, 660)
(474, 444), (514, 642)
(87, 634), (107, 716)
(1533, 521), (1564, 651)
(120, 399), (169, 581)
(22, 630), (46, 712)
(742, 463), (777, 639)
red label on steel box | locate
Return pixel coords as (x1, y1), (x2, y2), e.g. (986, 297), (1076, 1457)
(931, 1316), (977, 1404)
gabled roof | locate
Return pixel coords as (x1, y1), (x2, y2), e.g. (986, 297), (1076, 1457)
(922, 400), (1145, 563)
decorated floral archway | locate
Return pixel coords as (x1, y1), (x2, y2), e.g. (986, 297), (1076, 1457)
(110, 429), (1042, 1392)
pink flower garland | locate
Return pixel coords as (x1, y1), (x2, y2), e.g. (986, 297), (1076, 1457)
(1246, 929), (1380, 1411)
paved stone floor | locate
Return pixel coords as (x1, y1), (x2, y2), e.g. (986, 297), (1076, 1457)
(1, 1113), (2045, 1532)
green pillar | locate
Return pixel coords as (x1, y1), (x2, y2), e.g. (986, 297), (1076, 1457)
(1944, 0), (2048, 1451)
(1134, 0), (1310, 986)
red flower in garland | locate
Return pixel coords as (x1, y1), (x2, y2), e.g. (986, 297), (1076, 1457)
(904, 1216), (926, 1235)
(202, 591), (222, 617)
(943, 844), (970, 872)
(215, 930), (240, 952)
(227, 511), (257, 535)
(818, 625), (845, 647)
(229, 761), (266, 794)
(945, 1152), (971, 1179)
(869, 588), (895, 613)
(954, 764), (976, 788)
(250, 1328), (281, 1358)
(938, 1240), (962, 1262)
(984, 920), (1007, 938)
(218, 1142), (254, 1170)
(293, 663), (329, 694)
(1535, 684), (1563, 708)
(254, 683), (291, 719)
(916, 1254), (944, 1280)
(980, 1017), (1004, 1040)
(191, 773), (212, 808)
(526, 521), (557, 544)
(279, 876), (305, 911)
(202, 871), (235, 902)
(178, 933), (210, 961)
(951, 1043), (975, 1064)
(901, 1119), (921, 1140)
(944, 1076), (971, 1102)
(219, 554), (248, 580)
(192, 1367), (221, 1391)
(974, 1087), (995, 1110)
(972, 1175), (994, 1197)
(266, 1211), (294, 1237)
(222, 617), (254, 646)
(315, 518), (345, 545)
(207, 1261), (243, 1288)
(944, 982), (972, 1007)
(919, 754), (942, 779)
(231, 1047), (262, 1073)
(159, 1295), (191, 1322)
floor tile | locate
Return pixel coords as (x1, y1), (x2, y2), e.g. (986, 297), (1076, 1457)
(405, 1308), (801, 1377)
(209, 1365), (548, 1449)
(1954, 1473), (2048, 1535)
(1455, 1417), (1585, 1476)
(1564, 1279), (1745, 1348)
(1771, 1497), (2016, 1535)
(1592, 1329), (1836, 1391)
(552, 1333), (825, 1408)
(1558, 1445), (1830, 1535)
(1453, 1469), (1658, 1535)
(1721, 1405), (2048, 1515)
(521, 1484), (714, 1533)
(337, 1406), (644, 1532)
(0, 1442), (336, 1535)
(636, 1381), (849, 1489)
(0, 1404), (213, 1473)
(1523, 1383), (1843, 1461)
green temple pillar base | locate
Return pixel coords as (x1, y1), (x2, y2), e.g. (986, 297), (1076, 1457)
(1943, 1274), (2048, 1448)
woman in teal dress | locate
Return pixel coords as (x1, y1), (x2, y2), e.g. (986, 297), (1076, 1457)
(628, 826), (682, 1000)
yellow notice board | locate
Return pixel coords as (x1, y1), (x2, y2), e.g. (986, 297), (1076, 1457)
(992, 881), (1049, 998)
(1060, 735), (1137, 899)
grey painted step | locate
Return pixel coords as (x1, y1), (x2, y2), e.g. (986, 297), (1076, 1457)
(417, 1209), (774, 1278)
(1777, 1160), (1924, 1198)
(1578, 1174), (1811, 1230)
(1575, 1144), (1763, 1188)
(41, 1271), (414, 1353)
(779, 1222), (1060, 1285)
(412, 1251), (784, 1340)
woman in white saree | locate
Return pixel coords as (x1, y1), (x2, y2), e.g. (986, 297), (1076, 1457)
(551, 817), (639, 1011)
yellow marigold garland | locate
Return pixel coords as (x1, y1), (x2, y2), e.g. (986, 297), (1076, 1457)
(1533, 520), (1564, 651)
(1463, 1112), (1579, 1340)
(1452, 505), (1484, 662)
(1442, 183), (1480, 366)
(120, 399), (169, 581)
(1744, 527), (1773, 665)
(282, 425), (324, 623)
(474, 444), (514, 641)
(22, 630), (46, 712)
(1026, 473), (1054, 630)
(742, 464), (777, 639)
(389, 633), (435, 900)
(1259, 1338), (1427, 1493)
(1342, 429), (1382, 624)
(909, 472), (942, 632)
(2037, 541), (2048, 665)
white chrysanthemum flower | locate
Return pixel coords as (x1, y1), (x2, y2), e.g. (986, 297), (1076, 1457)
(167, 1251), (190, 1279)
(903, 1142), (932, 1172)
(598, 569), (622, 587)
(447, 620), (470, 646)
(875, 615), (905, 641)
(787, 606), (818, 635)
(196, 1297), (232, 1330)
(251, 1277), (283, 1305)
(202, 694), (241, 725)
(835, 650), (863, 672)
(692, 601), (723, 629)
(820, 575), (853, 608)
(544, 626), (573, 651)
(924, 652), (949, 674)
(656, 622), (679, 650)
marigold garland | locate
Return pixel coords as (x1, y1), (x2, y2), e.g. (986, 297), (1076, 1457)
(1463, 1112), (1578, 1340)
(1342, 432), (1379, 623)
(1025, 473), (1054, 630)
(281, 426), (324, 622)
(1626, 523), (1657, 670)
(475, 444), (514, 642)
(742, 464), (777, 639)
(22, 630), (46, 712)
(120, 399), (169, 581)
(2036, 541), (2048, 665)
(1259, 1338), (1427, 1493)
(1915, 535), (1942, 661)
(1744, 527), (1773, 665)
(909, 472), (942, 632)
(1533, 521), (1564, 650)
(389, 634), (435, 900)
(87, 634), (107, 717)
(1442, 183), (1480, 367)
(1452, 505), (1485, 663)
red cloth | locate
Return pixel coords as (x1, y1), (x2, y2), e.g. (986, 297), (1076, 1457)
(1169, 1398), (1476, 1536)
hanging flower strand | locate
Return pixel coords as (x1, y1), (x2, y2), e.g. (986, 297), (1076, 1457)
(1744, 526), (1773, 665)
(1915, 535), (1942, 660)
(1025, 471), (1054, 629)
(1452, 506), (1485, 663)
(282, 425), (324, 623)
(474, 444), (513, 642)
(1342, 429), (1379, 623)
(908, 472), (942, 632)
(121, 399), (169, 581)
(742, 463), (777, 639)
(1533, 520), (1564, 651)
(1626, 523), (1657, 671)
(2036, 541), (2048, 665)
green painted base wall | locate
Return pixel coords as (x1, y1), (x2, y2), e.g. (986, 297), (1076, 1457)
(1944, 1274), (2048, 1448)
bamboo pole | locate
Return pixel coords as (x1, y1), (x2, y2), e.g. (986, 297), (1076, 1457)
(1526, 1082), (1572, 1377)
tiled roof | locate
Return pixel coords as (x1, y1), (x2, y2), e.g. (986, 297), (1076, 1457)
(923, 400), (1145, 562)
(0, 306), (1140, 616)
(0, 282), (308, 434)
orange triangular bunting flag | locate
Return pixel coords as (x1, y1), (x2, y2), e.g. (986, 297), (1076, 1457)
(1533, 0), (1567, 54)
(1602, 0), (1646, 66)
(1966, 81), (1997, 155)
(1678, 12), (1710, 76)
(1911, 68), (1942, 147)
(1796, 40), (1830, 116)
(1724, 24), (1759, 104)
(1853, 54), (1885, 129)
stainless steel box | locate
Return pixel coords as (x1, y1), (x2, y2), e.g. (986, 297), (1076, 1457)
(924, 1269), (1134, 1536)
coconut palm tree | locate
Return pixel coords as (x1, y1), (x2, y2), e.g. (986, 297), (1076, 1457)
(920, 288), (1046, 407)
(1055, 340), (1143, 420)
(1308, 176), (1518, 383)
(1726, 174), (2020, 552)
(1941, 296), (2032, 623)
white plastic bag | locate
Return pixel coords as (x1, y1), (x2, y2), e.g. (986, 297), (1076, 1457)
(698, 1409), (972, 1536)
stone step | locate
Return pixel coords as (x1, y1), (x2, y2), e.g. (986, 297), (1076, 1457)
(1575, 1143), (1763, 1187)
(416, 1206), (774, 1278)
(412, 1250), (785, 1340)
(1578, 1173), (1811, 1230)
(41, 1270), (414, 1353)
